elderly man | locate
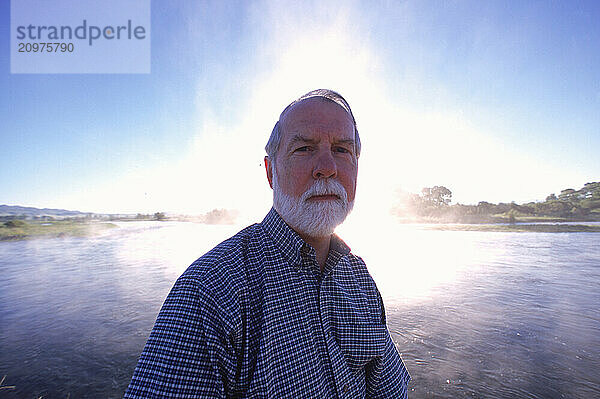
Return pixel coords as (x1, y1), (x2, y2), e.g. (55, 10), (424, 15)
(125, 89), (410, 398)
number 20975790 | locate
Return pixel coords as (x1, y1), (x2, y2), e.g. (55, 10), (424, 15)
(18, 42), (74, 52)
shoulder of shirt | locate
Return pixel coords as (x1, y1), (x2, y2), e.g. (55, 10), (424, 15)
(167, 223), (266, 322)
(344, 252), (377, 286)
(177, 223), (260, 286)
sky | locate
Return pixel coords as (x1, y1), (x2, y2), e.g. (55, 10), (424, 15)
(1, 0), (599, 220)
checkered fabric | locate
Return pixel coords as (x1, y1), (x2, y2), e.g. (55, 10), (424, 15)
(124, 208), (410, 398)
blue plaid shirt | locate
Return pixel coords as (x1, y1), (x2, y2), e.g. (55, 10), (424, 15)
(125, 208), (410, 398)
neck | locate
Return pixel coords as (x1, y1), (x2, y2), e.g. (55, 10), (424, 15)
(299, 233), (331, 272)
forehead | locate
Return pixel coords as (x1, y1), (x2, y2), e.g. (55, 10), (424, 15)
(280, 97), (355, 142)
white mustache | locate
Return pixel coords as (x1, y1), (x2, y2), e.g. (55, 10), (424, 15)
(272, 166), (353, 237)
(301, 179), (348, 203)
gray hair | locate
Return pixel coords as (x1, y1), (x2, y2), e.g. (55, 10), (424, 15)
(265, 89), (361, 162)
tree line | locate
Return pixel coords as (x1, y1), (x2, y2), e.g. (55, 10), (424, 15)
(393, 182), (600, 223)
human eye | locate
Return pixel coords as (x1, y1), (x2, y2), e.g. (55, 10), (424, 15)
(333, 146), (350, 154)
(294, 146), (311, 152)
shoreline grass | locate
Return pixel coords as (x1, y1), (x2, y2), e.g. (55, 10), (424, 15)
(2, 219), (599, 241)
(0, 220), (118, 241)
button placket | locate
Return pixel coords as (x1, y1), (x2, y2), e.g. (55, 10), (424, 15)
(319, 273), (358, 398)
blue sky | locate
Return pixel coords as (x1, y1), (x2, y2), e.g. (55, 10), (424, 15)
(1, 0), (599, 217)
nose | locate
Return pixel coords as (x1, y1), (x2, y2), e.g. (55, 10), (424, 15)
(313, 149), (337, 179)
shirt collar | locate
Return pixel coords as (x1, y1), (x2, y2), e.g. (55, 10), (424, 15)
(261, 207), (351, 269)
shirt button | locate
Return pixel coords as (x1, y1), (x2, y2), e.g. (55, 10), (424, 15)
(343, 384), (349, 393)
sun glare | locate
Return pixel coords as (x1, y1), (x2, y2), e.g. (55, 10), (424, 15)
(337, 216), (486, 304)
(59, 1), (581, 217)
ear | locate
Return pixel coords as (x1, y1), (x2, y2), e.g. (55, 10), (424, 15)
(264, 156), (273, 189)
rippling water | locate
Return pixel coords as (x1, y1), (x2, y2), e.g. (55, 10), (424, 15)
(1, 221), (598, 398)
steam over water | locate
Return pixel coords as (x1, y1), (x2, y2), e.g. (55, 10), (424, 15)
(1, 221), (598, 398)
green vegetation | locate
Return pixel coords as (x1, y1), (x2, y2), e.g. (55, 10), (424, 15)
(394, 182), (600, 224)
(105, 211), (166, 221)
(0, 219), (118, 241)
(3, 219), (27, 228)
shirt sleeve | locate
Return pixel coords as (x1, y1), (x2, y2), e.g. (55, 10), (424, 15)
(364, 290), (411, 398)
(124, 276), (239, 398)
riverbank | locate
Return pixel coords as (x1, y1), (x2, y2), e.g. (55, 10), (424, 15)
(0, 220), (118, 241)
(427, 223), (600, 233)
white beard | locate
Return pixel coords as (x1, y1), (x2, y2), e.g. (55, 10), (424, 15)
(272, 165), (354, 238)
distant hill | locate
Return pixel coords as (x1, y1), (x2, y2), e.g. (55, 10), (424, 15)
(0, 204), (90, 218)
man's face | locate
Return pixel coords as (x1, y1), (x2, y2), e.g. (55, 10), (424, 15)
(269, 97), (358, 236)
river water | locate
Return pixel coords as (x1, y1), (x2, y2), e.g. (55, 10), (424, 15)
(0, 221), (598, 398)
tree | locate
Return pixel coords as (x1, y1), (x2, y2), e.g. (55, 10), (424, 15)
(421, 186), (452, 207)
(4, 220), (27, 228)
(546, 193), (557, 202)
(476, 201), (494, 214)
(506, 209), (517, 224)
(581, 182), (600, 199)
(559, 188), (577, 201)
(432, 186), (452, 206)
(154, 212), (166, 221)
